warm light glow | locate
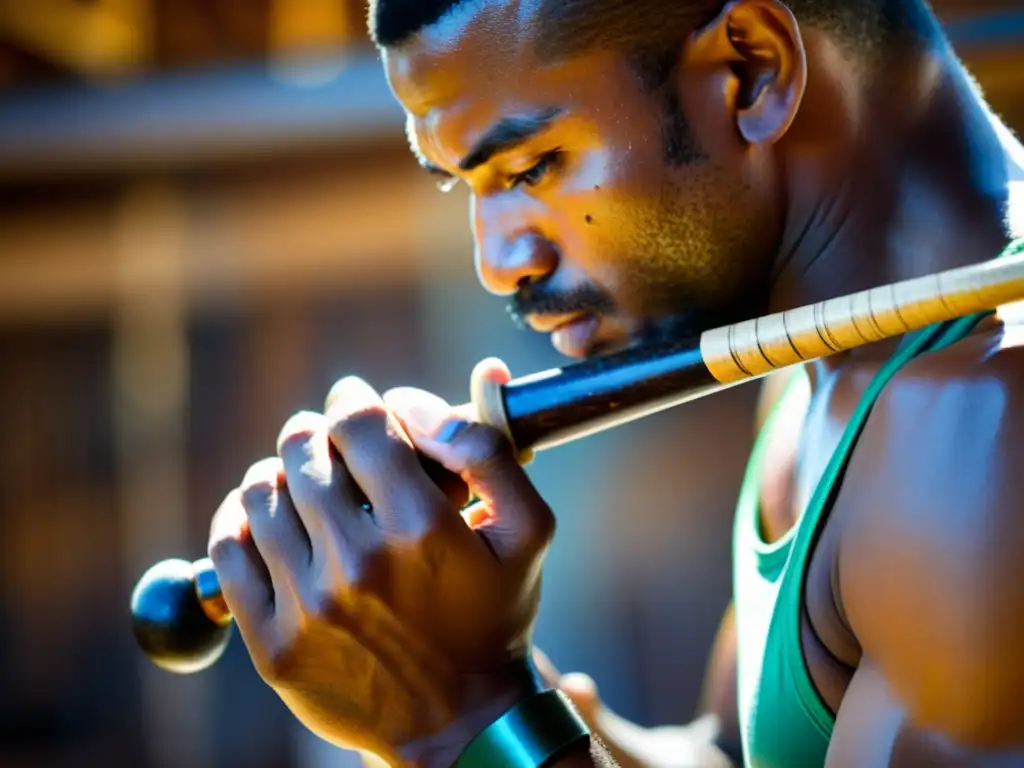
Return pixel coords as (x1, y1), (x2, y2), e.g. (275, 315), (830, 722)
(267, 0), (352, 87)
(0, 0), (151, 79)
(269, 51), (350, 88)
(269, 0), (349, 55)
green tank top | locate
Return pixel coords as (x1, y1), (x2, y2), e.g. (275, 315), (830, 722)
(732, 238), (1024, 768)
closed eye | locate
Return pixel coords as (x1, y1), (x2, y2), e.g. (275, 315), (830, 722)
(509, 149), (562, 190)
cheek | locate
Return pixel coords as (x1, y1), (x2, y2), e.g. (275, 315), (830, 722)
(543, 150), (685, 297)
(542, 150), (622, 260)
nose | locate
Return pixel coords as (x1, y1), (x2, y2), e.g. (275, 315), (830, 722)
(475, 231), (559, 296)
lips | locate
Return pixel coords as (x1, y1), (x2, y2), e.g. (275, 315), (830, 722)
(521, 314), (599, 358)
(525, 313), (584, 334)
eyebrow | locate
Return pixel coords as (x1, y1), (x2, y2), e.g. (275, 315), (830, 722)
(459, 107), (564, 171)
(415, 106), (565, 178)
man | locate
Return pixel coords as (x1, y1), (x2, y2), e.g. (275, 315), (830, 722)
(206, 0), (1024, 766)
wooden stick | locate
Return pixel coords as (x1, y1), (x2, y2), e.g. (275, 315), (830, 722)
(473, 251), (1024, 457)
(131, 249), (1024, 674)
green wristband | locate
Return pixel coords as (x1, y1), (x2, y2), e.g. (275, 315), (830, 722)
(454, 690), (590, 768)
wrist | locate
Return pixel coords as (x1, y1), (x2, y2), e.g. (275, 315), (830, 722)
(403, 660), (544, 768)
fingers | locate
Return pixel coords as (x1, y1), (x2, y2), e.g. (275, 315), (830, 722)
(276, 410), (376, 569)
(324, 377), (452, 535)
(387, 384), (555, 565)
(380, 388), (471, 510)
(532, 646), (563, 688)
(239, 457), (312, 599)
(559, 672), (600, 717)
(531, 648), (600, 723)
(207, 489), (273, 644)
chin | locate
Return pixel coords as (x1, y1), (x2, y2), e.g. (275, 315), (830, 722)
(552, 312), (708, 360)
(575, 319), (677, 360)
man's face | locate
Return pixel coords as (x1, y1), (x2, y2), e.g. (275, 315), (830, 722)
(384, 0), (784, 358)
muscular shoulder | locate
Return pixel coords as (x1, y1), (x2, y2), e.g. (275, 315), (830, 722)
(835, 320), (1024, 749)
(849, 318), (1022, 494)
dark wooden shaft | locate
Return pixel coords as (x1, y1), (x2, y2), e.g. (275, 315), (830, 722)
(501, 336), (738, 453)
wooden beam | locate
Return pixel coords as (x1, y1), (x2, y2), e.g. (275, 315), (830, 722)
(0, 162), (471, 326)
(269, 0), (351, 54)
(111, 181), (215, 768)
(0, 54), (405, 183)
(0, 10), (1020, 181)
(151, 0), (270, 69)
(267, 0), (353, 85)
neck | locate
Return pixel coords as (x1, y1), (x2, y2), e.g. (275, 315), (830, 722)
(768, 37), (1020, 383)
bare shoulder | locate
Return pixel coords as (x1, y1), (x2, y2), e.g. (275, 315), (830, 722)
(855, 314), (1024, 481)
(834, 316), (1024, 749)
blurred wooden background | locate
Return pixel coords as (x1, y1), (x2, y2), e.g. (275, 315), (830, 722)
(0, 2), (1021, 766)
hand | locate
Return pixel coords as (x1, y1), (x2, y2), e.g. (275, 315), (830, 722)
(533, 648), (602, 730)
(534, 648), (643, 767)
(207, 359), (556, 767)
(533, 649), (734, 768)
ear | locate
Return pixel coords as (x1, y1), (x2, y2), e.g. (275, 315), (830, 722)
(690, 0), (807, 146)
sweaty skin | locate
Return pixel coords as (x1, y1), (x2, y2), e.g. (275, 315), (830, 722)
(206, 0), (1024, 766)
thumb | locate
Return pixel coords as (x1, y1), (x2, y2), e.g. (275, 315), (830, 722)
(559, 672), (601, 720)
(531, 646), (563, 688)
(384, 378), (555, 563)
(532, 648), (601, 723)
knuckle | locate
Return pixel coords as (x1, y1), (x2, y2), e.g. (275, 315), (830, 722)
(308, 548), (383, 610)
(208, 490), (246, 561)
(396, 485), (449, 523)
(239, 484), (272, 513)
(464, 424), (514, 468)
(325, 401), (389, 448)
(207, 532), (239, 565)
(525, 502), (557, 552)
(255, 641), (298, 685)
(413, 525), (451, 575)
(379, 492), (452, 550)
(305, 586), (346, 624)
(389, 519), (433, 555)
(239, 458), (283, 504)
(276, 411), (323, 454)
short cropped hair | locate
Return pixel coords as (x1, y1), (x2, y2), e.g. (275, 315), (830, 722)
(368, 0), (938, 63)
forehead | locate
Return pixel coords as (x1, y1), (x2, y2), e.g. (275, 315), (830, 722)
(385, 0), (544, 105)
(385, 0), (533, 113)
(382, 0), (630, 165)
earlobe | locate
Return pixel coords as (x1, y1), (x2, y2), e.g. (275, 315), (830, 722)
(723, 0), (807, 145)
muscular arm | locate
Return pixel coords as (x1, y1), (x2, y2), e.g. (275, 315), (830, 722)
(694, 604), (743, 763)
(829, 347), (1024, 765)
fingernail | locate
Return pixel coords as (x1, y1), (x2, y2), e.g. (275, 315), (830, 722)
(432, 420), (469, 443)
(384, 388), (468, 442)
(397, 400), (443, 434)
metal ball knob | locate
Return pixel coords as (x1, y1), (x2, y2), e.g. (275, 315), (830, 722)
(130, 558), (233, 674)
